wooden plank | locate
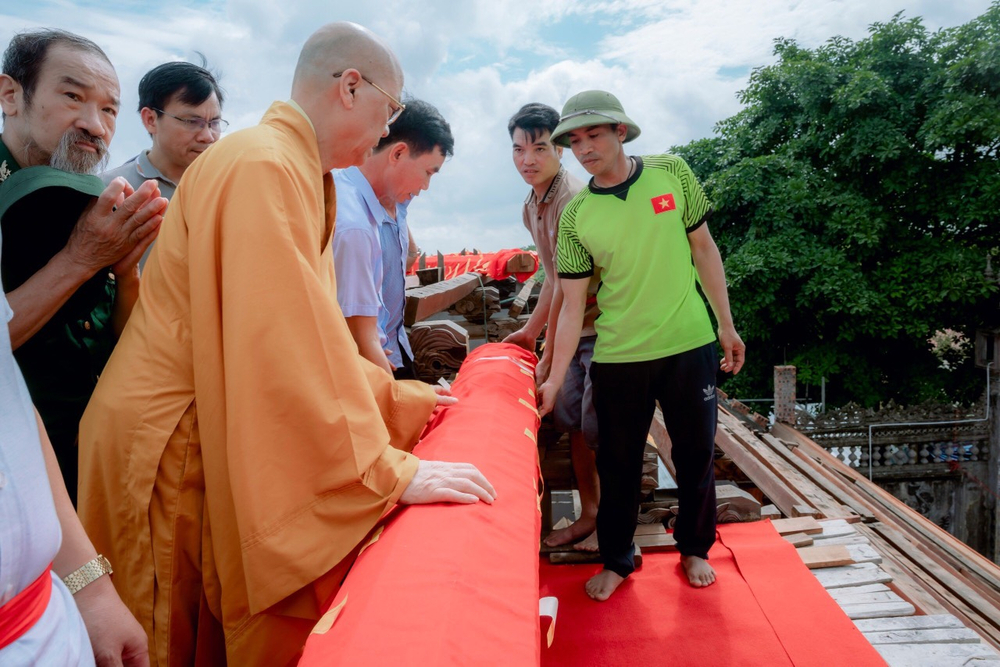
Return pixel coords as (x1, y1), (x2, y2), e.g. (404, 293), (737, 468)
(633, 532), (677, 553)
(403, 273), (481, 326)
(813, 563), (893, 589)
(792, 504), (822, 518)
(757, 428), (875, 522)
(760, 504), (781, 520)
(874, 642), (1000, 664)
(811, 519), (858, 541)
(719, 422), (830, 513)
(855, 615), (967, 633)
(865, 626), (979, 645)
(713, 427), (809, 517)
(772, 422), (1000, 599)
(647, 407), (676, 479)
(835, 590), (908, 605)
(507, 278), (535, 318)
(782, 532), (814, 548)
(830, 583), (892, 600)
(549, 545), (644, 567)
(634, 523), (666, 537)
(846, 543), (883, 565)
(718, 412), (845, 519)
(840, 600), (917, 620)
(870, 523), (1000, 631)
(814, 534), (872, 546)
(798, 544), (853, 569)
(771, 517), (823, 535)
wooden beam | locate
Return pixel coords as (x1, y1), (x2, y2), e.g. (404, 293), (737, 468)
(798, 544), (854, 569)
(507, 278), (536, 318)
(505, 252), (536, 275)
(404, 273), (481, 326)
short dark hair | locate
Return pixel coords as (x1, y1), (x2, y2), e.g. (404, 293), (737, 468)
(375, 99), (454, 158)
(2, 29), (111, 106)
(138, 57), (224, 114)
(507, 103), (560, 143)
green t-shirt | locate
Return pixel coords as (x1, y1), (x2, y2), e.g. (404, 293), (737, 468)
(556, 154), (716, 363)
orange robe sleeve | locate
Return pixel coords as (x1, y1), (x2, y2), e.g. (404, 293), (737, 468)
(182, 130), (436, 616)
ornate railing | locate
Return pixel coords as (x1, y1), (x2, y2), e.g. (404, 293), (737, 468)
(797, 399), (989, 470)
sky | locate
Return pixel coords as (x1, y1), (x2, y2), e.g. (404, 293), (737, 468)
(2, 0), (994, 253)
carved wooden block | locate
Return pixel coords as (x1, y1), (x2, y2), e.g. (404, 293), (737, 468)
(409, 320), (469, 383)
(449, 285), (500, 323)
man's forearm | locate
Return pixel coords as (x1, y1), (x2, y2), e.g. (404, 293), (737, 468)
(345, 316), (394, 374)
(111, 268), (140, 337)
(546, 280), (588, 388)
(543, 280), (564, 350)
(7, 250), (94, 350)
(691, 232), (735, 330)
(522, 277), (554, 339)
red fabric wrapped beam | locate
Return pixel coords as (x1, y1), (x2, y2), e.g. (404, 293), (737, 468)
(409, 248), (539, 282)
(300, 343), (542, 666)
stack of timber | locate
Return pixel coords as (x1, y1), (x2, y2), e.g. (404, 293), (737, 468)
(714, 399), (1000, 665)
(403, 271), (540, 382)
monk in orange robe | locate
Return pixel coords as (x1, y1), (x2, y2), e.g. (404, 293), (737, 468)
(77, 23), (495, 667)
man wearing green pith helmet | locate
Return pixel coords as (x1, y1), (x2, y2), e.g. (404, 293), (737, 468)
(537, 90), (746, 601)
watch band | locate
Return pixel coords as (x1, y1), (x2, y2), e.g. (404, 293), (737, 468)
(62, 555), (113, 595)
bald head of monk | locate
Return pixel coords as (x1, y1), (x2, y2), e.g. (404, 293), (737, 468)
(292, 22), (404, 172)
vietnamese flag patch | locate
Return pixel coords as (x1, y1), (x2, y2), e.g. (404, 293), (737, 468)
(651, 193), (676, 214)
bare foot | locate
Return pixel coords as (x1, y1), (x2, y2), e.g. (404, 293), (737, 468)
(573, 531), (599, 552)
(543, 517), (596, 547)
(585, 570), (626, 601)
(681, 555), (716, 588)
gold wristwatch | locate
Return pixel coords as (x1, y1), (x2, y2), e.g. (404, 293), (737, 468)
(62, 555), (113, 594)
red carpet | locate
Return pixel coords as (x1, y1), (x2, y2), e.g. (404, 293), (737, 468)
(540, 521), (885, 667)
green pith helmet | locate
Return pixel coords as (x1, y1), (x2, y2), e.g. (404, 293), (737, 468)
(550, 90), (641, 147)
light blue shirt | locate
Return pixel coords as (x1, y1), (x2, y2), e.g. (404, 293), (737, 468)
(332, 167), (411, 368)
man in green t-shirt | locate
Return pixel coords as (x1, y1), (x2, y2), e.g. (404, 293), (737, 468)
(538, 90), (746, 602)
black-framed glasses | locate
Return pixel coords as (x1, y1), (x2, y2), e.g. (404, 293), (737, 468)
(152, 108), (229, 134)
(332, 71), (406, 125)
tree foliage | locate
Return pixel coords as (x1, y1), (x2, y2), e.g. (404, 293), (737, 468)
(674, 4), (1000, 406)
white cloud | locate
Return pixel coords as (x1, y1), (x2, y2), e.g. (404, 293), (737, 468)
(1, 0), (994, 253)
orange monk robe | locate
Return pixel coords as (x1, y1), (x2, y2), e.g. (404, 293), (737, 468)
(78, 101), (438, 667)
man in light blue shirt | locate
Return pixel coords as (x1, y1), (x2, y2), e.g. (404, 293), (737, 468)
(333, 99), (454, 378)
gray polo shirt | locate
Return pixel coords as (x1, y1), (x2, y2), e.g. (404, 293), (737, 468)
(102, 151), (177, 269)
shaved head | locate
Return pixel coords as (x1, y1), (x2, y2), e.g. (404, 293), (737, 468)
(292, 22), (400, 95)
(290, 22), (405, 172)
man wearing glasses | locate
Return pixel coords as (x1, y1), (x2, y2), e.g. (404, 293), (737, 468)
(333, 98), (453, 378)
(103, 60), (225, 268)
(78, 22), (494, 666)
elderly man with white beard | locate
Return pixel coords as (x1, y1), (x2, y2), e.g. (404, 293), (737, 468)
(0, 29), (167, 503)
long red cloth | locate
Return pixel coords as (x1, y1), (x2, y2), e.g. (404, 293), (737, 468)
(299, 343), (542, 666)
(540, 522), (885, 667)
(0, 564), (52, 650)
(409, 248), (539, 282)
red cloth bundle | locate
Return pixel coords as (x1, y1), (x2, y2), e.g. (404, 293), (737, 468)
(299, 343), (542, 666)
(409, 248), (539, 282)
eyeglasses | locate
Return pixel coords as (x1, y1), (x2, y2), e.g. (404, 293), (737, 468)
(559, 109), (621, 124)
(332, 71), (406, 125)
(153, 109), (229, 134)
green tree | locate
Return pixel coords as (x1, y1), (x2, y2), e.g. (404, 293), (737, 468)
(675, 4), (1000, 407)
